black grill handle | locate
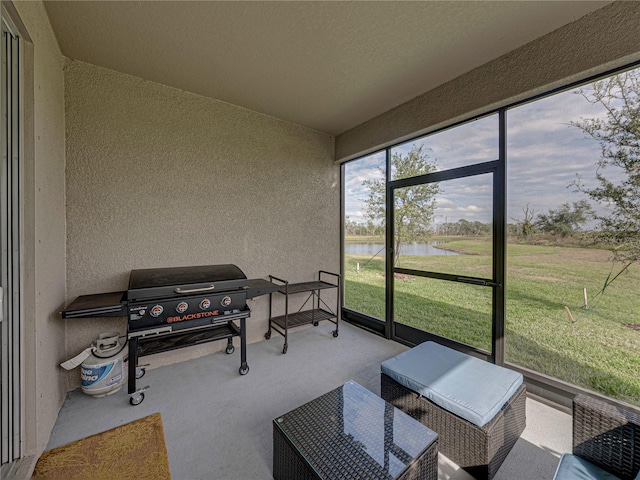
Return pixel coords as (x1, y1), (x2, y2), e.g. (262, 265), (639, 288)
(174, 285), (215, 294)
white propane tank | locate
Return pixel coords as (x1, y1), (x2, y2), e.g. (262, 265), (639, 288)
(80, 332), (129, 397)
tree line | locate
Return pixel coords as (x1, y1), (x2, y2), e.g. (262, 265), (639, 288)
(348, 200), (594, 240)
(345, 217), (492, 237)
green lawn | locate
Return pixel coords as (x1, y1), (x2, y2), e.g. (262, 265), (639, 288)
(345, 239), (640, 406)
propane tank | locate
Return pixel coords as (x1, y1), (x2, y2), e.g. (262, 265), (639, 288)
(80, 332), (129, 398)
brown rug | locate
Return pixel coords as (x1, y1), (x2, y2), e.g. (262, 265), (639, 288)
(32, 412), (170, 479)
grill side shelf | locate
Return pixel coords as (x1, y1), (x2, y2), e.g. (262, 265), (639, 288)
(265, 271), (341, 354)
(61, 291), (127, 319)
(246, 278), (282, 299)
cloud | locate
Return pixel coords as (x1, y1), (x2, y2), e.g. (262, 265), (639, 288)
(393, 114), (500, 170)
(344, 67), (636, 226)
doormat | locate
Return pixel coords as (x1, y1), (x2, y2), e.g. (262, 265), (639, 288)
(32, 412), (170, 479)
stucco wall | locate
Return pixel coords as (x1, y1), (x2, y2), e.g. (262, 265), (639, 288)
(335, 1), (640, 162)
(12, 0), (67, 458)
(64, 60), (338, 386)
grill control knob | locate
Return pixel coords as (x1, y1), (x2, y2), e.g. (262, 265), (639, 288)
(220, 296), (232, 307)
(150, 305), (163, 317)
(199, 299), (211, 310)
(176, 301), (188, 313)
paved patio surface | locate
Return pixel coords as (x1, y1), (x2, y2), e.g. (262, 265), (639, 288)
(47, 321), (571, 479)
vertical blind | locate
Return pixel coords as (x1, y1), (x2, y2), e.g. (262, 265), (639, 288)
(1, 18), (21, 466)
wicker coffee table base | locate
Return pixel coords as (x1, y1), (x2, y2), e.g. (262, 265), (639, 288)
(273, 425), (438, 480)
(381, 374), (527, 480)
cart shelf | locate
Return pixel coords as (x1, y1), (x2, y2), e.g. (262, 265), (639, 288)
(270, 308), (336, 330)
(278, 281), (337, 295)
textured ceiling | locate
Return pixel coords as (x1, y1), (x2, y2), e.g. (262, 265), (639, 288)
(44, 1), (611, 135)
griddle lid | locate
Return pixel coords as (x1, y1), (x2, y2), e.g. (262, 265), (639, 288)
(127, 264), (247, 301)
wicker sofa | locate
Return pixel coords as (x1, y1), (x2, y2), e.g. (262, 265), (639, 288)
(553, 394), (640, 480)
(380, 342), (526, 479)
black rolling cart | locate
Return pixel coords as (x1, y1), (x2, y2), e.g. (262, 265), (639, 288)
(265, 270), (340, 354)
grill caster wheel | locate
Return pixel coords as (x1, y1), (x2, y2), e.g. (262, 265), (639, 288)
(332, 330), (339, 338)
(313, 322), (319, 327)
(135, 367), (146, 379)
(129, 392), (144, 406)
(264, 331), (271, 340)
(239, 365), (249, 375)
(226, 345), (235, 354)
(282, 344), (288, 354)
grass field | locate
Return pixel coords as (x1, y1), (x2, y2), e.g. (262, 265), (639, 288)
(344, 238), (640, 406)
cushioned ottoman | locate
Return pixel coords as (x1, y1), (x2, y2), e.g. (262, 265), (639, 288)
(381, 341), (526, 480)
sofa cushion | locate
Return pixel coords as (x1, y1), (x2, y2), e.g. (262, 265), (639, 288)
(553, 454), (621, 480)
(381, 341), (523, 427)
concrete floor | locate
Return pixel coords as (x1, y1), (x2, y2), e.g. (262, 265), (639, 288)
(46, 321), (571, 479)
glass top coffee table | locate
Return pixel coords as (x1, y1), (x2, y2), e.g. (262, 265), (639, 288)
(273, 380), (438, 480)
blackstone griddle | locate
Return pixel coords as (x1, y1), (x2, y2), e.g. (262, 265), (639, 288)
(61, 264), (279, 406)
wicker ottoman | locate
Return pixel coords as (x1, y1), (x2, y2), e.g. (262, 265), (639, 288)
(273, 380), (439, 480)
(381, 342), (527, 480)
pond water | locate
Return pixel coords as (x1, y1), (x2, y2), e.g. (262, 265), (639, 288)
(345, 241), (459, 256)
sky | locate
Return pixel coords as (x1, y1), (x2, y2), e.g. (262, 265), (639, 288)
(344, 70), (631, 229)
